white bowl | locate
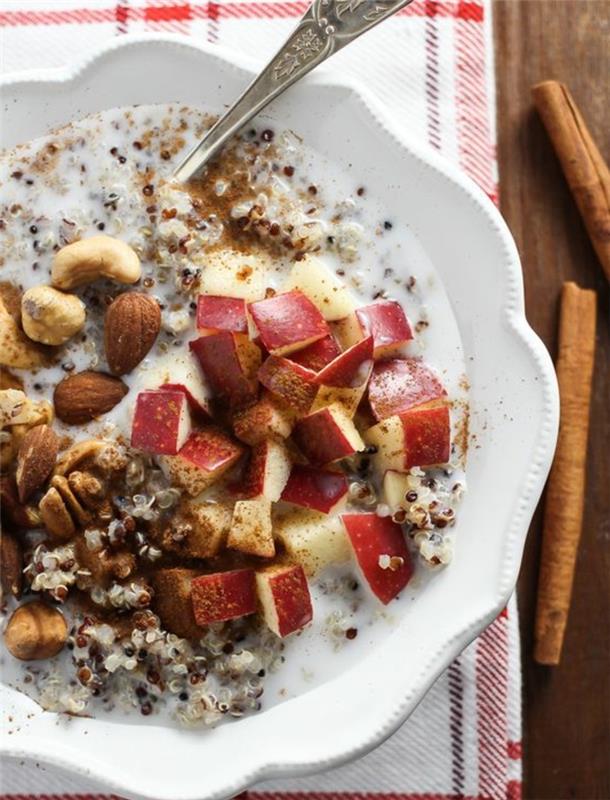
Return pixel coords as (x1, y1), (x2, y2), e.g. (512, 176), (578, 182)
(0, 35), (558, 800)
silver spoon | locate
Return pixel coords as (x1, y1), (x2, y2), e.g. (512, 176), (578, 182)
(173, 0), (415, 183)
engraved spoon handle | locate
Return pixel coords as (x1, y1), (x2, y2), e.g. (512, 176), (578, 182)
(173, 0), (414, 183)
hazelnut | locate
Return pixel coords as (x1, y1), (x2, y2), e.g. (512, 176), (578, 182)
(21, 285), (86, 346)
(4, 601), (68, 660)
(51, 235), (141, 290)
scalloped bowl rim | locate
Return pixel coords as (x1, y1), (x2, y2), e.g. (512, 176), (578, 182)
(0, 34), (559, 800)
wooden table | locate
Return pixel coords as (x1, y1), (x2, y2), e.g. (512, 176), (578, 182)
(493, 2), (610, 798)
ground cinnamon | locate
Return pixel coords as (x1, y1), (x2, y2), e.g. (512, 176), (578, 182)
(532, 81), (610, 283)
(534, 281), (597, 665)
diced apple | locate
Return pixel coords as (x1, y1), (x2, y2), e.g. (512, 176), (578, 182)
(256, 564), (313, 637)
(315, 336), (373, 388)
(311, 335), (374, 417)
(152, 568), (203, 640)
(283, 255), (356, 320)
(199, 249), (269, 301)
(368, 358), (447, 420)
(249, 290), (330, 356)
(335, 301), (413, 358)
(241, 438), (291, 501)
(190, 331), (260, 408)
(232, 391), (295, 446)
(341, 513), (413, 604)
(382, 470), (411, 509)
(274, 508), (351, 575)
(160, 383), (211, 419)
(258, 355), (318, 414)
(160, 427), (244, 496)
(154, 500), (232, 559)
(228, 497), (275, 558)
(191, 569), (257, 625)
(281, 465), (348, 515)
(196, 295), (248, 335)
(364, 405), (451, 472)
(290, 335), (341, 372)
(131, 389), (191, 455)
(293, 403), (364, 465)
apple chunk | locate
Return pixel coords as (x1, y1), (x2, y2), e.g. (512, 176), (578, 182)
(249, 290), (330, 356)
(152, 568), (203, 640)
(199, 249), (269, 301)
(232, 391), (294, 445)
(382, 470), (411, 509)
(241, 438), (292, 501)
(336, 300), (413, 358)
(256, 564), (313, 637)
(290, 335), (341, 372)
(131, 389), (191, 455)
(258, 355), (318, 414)
(364, 405), (451, 472)
(228, 498), (275, 558)
(196, 295), (248, 335)
(153, 500), (232, 559)
(341, 513), (413, 604)
(274, 507), (351, 575)
(160, 427), (244, 496)
(293, 403), (364, 465)
(283, 255), (356, 320)
(191, 569), (257, 625)
(190, 331), (260, 408)
(312, 335), (374, 417)
(368, 358), (447, 420)
(281, 465), (348, 515)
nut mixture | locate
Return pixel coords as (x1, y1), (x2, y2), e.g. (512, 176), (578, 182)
(0, 105), (467, 725)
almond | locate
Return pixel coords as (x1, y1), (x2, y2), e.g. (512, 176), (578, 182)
(15, 424), (59, 502)
(104, 292), (161, 375)
(54, 370), (128, 425)
(0, 531), (23, 599)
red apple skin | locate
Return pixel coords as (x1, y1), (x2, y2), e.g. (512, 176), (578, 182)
(258, 564), (313, 637)
(190, 332), (258, 408)
(293, 407), (360, 465)
(249, 290), (330, 355)
(315, 335), (374, 388)
(131, 389), (190, 455)
(291, 335), (341, 372)
(179, 427), (244, 473)
(401, 405), (450, 468)
(356, 300), (413, 355)
(258, 355), (318, 414)
(281, 465), (348, 514)
(191, 569), (257, 625)
(341, 513), (413, 604)
(196, 295), (248, 334)
(368, 358), (447, 420)
(160, 382), (211, 420)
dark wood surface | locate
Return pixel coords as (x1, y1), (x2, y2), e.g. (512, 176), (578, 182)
(493, 2), (610, 798)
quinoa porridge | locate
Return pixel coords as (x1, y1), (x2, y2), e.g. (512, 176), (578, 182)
(0, 105), (468, 727)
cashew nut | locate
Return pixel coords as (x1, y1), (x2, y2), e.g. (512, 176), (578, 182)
(3, 601), (68, 660)
(0, 390), (53, 429)
(51, 235), (141, 290)
(21, 285), (85, 346)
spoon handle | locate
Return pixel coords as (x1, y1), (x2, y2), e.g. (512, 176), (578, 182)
(173, 0), (414, 183)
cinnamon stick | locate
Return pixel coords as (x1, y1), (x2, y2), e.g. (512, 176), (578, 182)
(532, 81), (610, 283)
(534, 282), (597, 665)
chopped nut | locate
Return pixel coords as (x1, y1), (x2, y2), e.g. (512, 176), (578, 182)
(54, 439), (109, 476)
(67, 471), (105, 509)
(39, 486), (76, 541)
(50, 475), (90, 526)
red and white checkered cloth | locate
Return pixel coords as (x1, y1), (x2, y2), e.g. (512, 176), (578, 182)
(0, 1), (521, 798)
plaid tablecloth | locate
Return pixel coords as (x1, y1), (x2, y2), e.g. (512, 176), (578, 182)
(0, 1), (521, 798)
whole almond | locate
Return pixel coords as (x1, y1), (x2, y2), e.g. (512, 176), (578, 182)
(16, 424), (59, 502)
(54, 370), (128, 425)
(104, 292), (161, 375)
